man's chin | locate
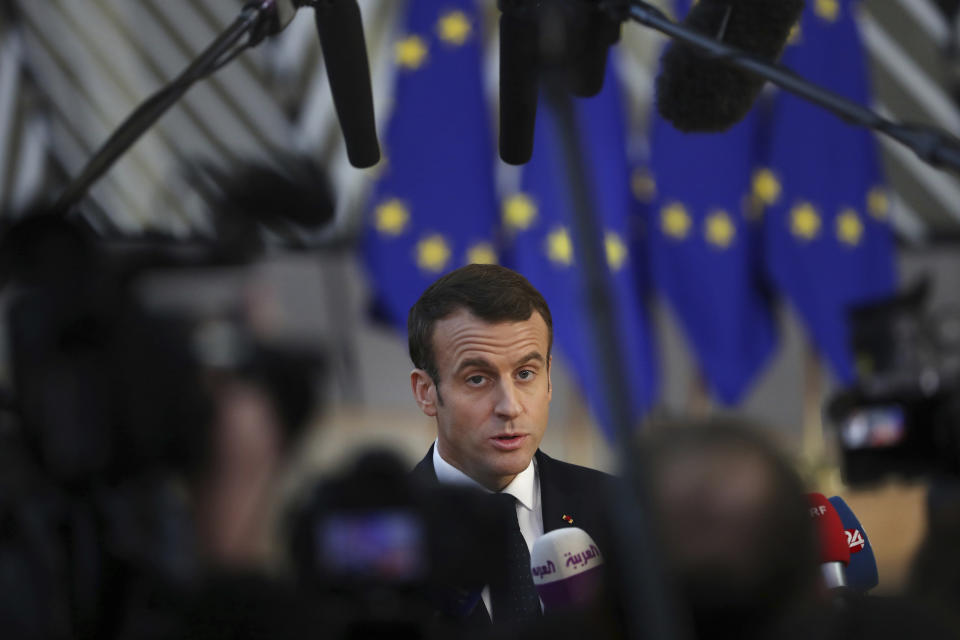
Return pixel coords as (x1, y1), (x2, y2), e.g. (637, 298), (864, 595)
(487, 447), (535, 475)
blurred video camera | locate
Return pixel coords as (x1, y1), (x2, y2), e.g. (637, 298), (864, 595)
(828, 280), (960, 485)
(287, 449), (510, 638)
(0, 212), (325, 639)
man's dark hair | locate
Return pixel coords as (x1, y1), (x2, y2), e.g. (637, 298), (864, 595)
(408, 264), (553, 384)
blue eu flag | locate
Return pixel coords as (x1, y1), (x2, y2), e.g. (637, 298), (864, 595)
(502, 58), (659, 437)
(362, 0), (499, 328)
(760, 0), (897, 382)
(644, 0), (778, 404)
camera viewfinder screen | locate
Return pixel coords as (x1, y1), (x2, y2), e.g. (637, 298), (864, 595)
(841, 405), (907, 450)
(319, 510), (426, 582)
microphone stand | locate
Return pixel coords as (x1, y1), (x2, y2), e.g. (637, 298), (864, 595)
(619, 0), (960, 174)
(541, 70), (689, 640)
(53, 0), (295, 213)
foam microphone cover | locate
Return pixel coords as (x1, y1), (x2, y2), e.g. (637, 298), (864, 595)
(829, 496), (879, 592)
(530, 527), (604, 611)
(655, 0), (805, 132)
(499, 0), (541, 165)
(807, 493), (851, 566)
(314, 0), (380, 167)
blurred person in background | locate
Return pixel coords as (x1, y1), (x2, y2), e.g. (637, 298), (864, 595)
(191, 322), (324, 569)
(635, 416), (820, 640)
(906, 480), (960, 634)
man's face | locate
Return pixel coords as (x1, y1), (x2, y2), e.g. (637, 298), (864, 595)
(411, 309), (552, 491)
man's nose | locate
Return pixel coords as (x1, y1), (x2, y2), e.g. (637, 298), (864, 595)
(494, 380), (523, 420)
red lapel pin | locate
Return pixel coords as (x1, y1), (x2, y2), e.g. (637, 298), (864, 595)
(561, 514), (574, 524)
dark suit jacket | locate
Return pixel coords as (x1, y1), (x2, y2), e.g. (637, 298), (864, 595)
(411, 445), (616, 626)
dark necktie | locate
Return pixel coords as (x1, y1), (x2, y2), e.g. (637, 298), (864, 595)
(488, 492), (542, 623)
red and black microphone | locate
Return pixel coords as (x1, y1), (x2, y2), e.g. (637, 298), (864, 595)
(807, 493), (851, 589)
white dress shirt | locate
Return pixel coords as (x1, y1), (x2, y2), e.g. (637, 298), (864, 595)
(432, 439), (544, 618)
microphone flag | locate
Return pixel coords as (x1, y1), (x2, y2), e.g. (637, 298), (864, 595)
(501, 57), (659, 437)
(362, 0), (499, 328)
(807, 492), (851, 565)
(530, 527), (605, 611)
(644, 0), (777, 405)
(758, 0), (897, 383)
(829, 495), (880, 592)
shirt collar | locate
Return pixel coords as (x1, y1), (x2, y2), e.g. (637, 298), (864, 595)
(432, 439), (537, 511)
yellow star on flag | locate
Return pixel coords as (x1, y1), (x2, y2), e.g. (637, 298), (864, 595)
(395, 35), (428, 70)
(836, 208), (864, 246)
(631, 168), (657, 203)
(546, 227), (574, 266)
(416, 234), (451, 272)
(503, 193), (538, 231)
(787, 22), (802, 45)
(815, 0), (840, 22)
(466, 242), (497, 265)
(437, 10), (471, 46)
(605, 232), (628, 271)
(867, 187), (889, 221)
(752, 168), (782, 206)
(374, 198), (410, 236)
(661, 202), (692, 240)
(705, 209), (736, 249)
(791, 202), (822, 240)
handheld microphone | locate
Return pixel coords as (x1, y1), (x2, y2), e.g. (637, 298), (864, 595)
(498, 0), (541, 165)
(312, 0), (380, 168)
(530, 527), (604, 611)
(807, 493), (850, 589)
(655, 0), (805, 132)
(829, 496), (879, 592)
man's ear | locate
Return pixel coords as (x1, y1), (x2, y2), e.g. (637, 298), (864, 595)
(410, 369), (439, 417)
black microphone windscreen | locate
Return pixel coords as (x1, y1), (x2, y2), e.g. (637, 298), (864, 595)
(655, 0), (804, 132)
(314, 0), (380, 168)
(499, 1), (541, 165)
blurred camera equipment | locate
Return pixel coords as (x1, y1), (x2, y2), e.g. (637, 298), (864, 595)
(287, 449), (511, 637)
(827, 280), (960, 485)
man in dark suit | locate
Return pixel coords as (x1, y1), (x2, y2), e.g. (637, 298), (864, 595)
(406, 264), (613, 626)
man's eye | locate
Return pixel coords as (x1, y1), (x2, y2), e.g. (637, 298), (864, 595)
(518, 369), (535, 380)
(467, 375), (486, 385)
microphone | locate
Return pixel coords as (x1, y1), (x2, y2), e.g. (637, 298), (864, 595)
(312, 0), (380, 168)
(530, 527), (604, 611)
(498, 0), (541, 165)
(807, 493), (850, 589)
(829, 496), (879, 593)
(564, 0), (622, 97)
(655, 0), (805, 132)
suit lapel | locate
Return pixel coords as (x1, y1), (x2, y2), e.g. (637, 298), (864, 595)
(537, 449), (581, 535)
